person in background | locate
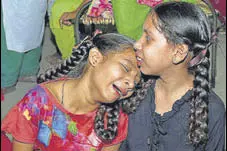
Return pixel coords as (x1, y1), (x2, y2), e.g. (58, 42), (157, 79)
(1, 33), (145, 151)
(1, 0), (47, 94)
(48, 0), (150, 61)
(120, 1), (226, 151)
(47, 0), (91, 62)
(49, 0), (202, 62)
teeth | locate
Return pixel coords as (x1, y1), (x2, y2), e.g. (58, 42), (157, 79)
(113, 84), (123, 97)
(117, 89), (122, 96)
(136, 56), (142, 61)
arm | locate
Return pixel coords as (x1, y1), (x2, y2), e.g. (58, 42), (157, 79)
(102, 143), (121, 151)
(13, 139), (34, 151)
(2, 87), (42, 151)
(205, 110), (226, 151)
(59, 0), (91, 27)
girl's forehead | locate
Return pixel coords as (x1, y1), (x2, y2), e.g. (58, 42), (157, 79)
(144, 15), (166, 40)
(111, 48), (136, 57)
(144, 11), (160, 29)
(144, 15), (156, 30)
(108, 48), (137, 62)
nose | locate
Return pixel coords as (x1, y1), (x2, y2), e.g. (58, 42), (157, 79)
(134, 40), (142, 52)
(124, 76), (136, 90)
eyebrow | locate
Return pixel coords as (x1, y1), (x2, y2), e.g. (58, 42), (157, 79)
(144, 29), (153, 36)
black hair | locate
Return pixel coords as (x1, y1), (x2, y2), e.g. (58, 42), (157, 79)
(37, 33), (153, 142)
(148, 1), (216, 148)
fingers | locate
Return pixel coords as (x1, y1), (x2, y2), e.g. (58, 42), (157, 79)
(59, 13), (73, 28)
(60, 19), (63, 29)
(59, 20), (73, 29)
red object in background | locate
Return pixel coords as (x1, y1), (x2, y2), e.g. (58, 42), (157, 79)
(137, 0), (163, 7)
(1, 132), (12, 151)
(210, 0), (226, 23)
(1, 89), (4, 101)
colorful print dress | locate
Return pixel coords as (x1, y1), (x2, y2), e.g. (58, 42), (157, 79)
(1, 81), (128, 151)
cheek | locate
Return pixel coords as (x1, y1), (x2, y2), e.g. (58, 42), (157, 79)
(96, 65), (121, 88)
(144, 41), (172, 63)
(143, 45), (160, 66)
(141, 45), (172, 75)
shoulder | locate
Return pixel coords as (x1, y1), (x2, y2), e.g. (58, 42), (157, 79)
(19, 84), (47, 104)
(129, 85), (154, 117)
(25, 78), (68, 104)
(16, 84), (54, 114)
(22, 84), (48, 102)
(208, 91), (225, 116)
(208, 90), (225, 122)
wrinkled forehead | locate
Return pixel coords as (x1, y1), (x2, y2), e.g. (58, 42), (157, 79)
(108, 48), (137, 65)
(114, 48), (137, 60)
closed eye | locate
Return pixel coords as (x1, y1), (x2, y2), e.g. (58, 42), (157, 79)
(121, 63), (129, 72)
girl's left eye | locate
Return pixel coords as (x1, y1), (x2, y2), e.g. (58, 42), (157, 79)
(146, 35), (151, 41)
(121, 64), (129, 72)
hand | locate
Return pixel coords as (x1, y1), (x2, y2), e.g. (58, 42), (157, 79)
(59, 11), (76, 28)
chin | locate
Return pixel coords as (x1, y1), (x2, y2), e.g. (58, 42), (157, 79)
(101, 98), (118, 104)
(140, 67), (150, 75)
(141, 68), (159, 77)
(100, 94), (119, 104)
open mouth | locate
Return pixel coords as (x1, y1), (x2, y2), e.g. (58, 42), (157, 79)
(112, 84), (127, 97)
(136, 56), (143, 67)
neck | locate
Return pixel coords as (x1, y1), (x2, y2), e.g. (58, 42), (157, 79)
(64, 75), (100, 114)
(156, 66), (194, 101)
(158, 64), (194, 91)
(154, 67), (194, 115)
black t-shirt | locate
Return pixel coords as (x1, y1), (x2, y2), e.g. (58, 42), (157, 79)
(120, 81), (226, 151)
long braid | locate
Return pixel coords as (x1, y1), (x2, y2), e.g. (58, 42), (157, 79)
(95, 103), (120, 142)
(94, 78), (154, 142)
(152, 2), (213, 147)
(38, 33), (145, 142)
(188, 54), (210, 147)
(37, 37), (95, 83)
(122, 79), (154, 114)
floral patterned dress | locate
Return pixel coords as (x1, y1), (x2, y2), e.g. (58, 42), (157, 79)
(1, 80), (128, 151)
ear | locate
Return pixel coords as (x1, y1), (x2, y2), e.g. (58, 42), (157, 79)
(88, 48), (104, 67)
(172, 44), (189, 65)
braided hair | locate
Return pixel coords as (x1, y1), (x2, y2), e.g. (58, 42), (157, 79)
(150, 1), (217, 148)
(37, 36), (95, 83)
(37, 33), (153, 142)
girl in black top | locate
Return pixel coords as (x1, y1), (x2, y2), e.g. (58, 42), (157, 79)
(120, 1), (225, 151)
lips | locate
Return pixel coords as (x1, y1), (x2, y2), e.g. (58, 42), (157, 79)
(136, 56), (143, 67)
(135, 51), (143, 66)
(112, 84), (127, 97)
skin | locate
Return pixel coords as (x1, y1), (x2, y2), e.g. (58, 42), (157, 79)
(12, 47), (140, 151)
(48, 48), (140, 115)
(59, 0), (112, 27)
(134, 12), (194, 115)
(59, 0), (91, 28)
(13, 140), (33, 151)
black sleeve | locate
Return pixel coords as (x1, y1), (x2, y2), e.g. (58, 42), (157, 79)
(205, 93), (226, 151)
(205, 111), (226, 151)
